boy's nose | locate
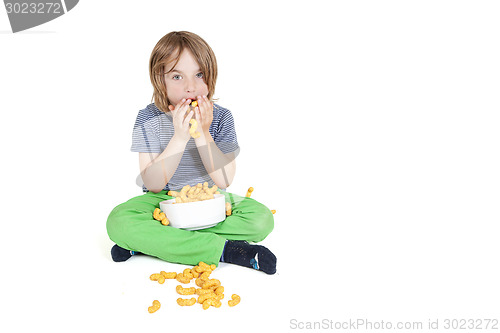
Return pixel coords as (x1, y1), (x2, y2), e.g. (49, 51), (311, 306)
(185, 78), (196, 92)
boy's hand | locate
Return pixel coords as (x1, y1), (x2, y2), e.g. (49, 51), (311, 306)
(168, 98), (194, 143)
(193, 95), (213, 135)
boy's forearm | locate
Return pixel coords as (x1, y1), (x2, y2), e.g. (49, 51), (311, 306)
(141, 135), (187, 192)
(195, 131), (236, 189)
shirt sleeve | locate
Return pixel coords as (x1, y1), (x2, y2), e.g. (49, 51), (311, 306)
(131, 109), (162, 153)
(213, 108), (240, 154)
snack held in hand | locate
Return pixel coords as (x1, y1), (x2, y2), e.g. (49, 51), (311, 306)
(189, 100), (201, 138)
(189, 119), (201, 139)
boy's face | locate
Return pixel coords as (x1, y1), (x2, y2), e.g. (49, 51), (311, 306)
(164, 49), (209, 107)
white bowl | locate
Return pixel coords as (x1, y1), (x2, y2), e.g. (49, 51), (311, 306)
(159, 194), (226, 230)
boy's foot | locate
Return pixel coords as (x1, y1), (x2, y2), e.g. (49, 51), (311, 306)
(111, 244), (138, 262)
(220, 240), (277, 274)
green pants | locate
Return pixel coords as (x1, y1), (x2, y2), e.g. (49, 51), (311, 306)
(106, 190), (274, 266)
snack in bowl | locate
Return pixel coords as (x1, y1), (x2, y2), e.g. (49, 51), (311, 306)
(168, 183), (219, 203)
(160, 183), (226, 230)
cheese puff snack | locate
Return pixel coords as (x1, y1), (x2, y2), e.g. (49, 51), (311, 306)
(196, 261), (213, 273)
(191, 269), (200, 278)
(199, 271), (211, 282)
(175, 273), (191, 284)
(189, 119), (201, 139)
(214, 286), (224, 295)
(202, 298), (222, 310)
(271, 210), (276, 214)
(195, 288), (213, 295)
(152, 208), (170, 226)
(176, 285), (196, 295)
(160, 271), (177, 279)
(202, 279), (221, 290)
(187, 100), (200, 138)
(150, 273), (161, 281)
(228, 294), (241, 307)
(202, 300), (211, 310)
(245, 187), (254, 198)
(206, 185), (218, 195)
(148, 300), (161, 313)
(169, 184), (220, 203)
(197, 292), (217, 304)
(187, 186), (197, 198)
(182, 268), (194, 279)
(180, 185), (190, 201)
(177, 297), (197, 306)
(225, 202), (232, 216)
(195, 278), (205, 287)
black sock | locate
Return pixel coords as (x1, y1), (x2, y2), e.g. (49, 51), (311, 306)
(220, 240), (277, 274)
(111, 244), (137, 262)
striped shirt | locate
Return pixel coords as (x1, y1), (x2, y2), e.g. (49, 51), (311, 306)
(131, 103), (240, 192)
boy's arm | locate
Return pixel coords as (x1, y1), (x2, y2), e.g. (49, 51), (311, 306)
(139, 134), (188, 193)
(193, 96), (238, 189)
(194, 131), (236, 189)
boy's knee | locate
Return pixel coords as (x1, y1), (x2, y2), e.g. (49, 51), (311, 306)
(252, 204), (274, 241)
(106, 203), (136, 246)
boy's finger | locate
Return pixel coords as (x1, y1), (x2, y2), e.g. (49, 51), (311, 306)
(177, 98), (188, 109)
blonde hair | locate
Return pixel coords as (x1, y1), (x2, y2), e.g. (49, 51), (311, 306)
(149, 31), (218, 113)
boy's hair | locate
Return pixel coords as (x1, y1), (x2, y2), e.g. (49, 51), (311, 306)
(149, 31), (218, 113)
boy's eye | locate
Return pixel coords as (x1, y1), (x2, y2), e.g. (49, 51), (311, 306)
(196, 72), (204, 78)
(172, 74), (181, 80)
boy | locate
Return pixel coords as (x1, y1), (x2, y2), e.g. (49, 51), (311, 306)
(106, 31), (276, 274)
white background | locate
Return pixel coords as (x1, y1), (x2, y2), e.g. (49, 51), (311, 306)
(1, 0), (499, 332)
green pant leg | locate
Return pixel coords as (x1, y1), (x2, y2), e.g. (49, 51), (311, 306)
(106, 191), (226, 266)
(197, 190), (274, 242)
